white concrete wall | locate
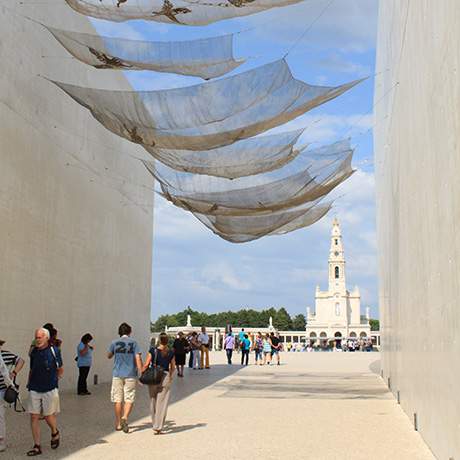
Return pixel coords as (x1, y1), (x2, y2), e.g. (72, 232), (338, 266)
(374, 1), (460, 458)
(0, 1), (154, 390)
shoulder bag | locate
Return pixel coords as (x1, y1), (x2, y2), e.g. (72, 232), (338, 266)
(140, 349), (166, 386)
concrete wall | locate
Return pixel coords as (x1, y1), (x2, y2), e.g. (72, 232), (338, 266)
(374, 1), (460, 458)
(0, 1), (154, 389)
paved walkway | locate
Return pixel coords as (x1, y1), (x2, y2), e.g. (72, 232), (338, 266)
(4, 352), (434, 459)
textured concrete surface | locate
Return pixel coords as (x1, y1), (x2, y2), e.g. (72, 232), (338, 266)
(374, 2), (460, 459)
(0, 0), (153, 390)
(3, 352), (434, 459)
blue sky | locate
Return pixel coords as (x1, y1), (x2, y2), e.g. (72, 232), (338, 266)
(92, 0), (379, 321)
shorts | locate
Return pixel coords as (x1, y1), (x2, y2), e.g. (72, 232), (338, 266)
(28, 389), (60, 416)
(111, 377), (137, 403)
(271, 349), (280, 355)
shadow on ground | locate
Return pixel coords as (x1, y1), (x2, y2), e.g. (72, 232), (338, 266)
(4, 364), (239, 459)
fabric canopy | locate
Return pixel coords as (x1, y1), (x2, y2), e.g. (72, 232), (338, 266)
(143, 129), (305, 178)
(64, 0), (305, 26)
(147, 140), (354, 215)
(47, 26), (244, 79)
(52, 59), (363, 151)
(194, 201), (333, 243)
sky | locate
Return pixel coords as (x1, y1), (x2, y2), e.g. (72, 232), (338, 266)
(91, 0), (380, 321)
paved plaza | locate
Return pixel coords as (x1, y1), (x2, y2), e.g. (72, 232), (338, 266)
(4, 352), (434, 459)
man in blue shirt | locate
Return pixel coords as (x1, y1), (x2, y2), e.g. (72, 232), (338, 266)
(240, 334), (251, 366)
(27, 328), (64, 456)
(108, 323), (142, 434)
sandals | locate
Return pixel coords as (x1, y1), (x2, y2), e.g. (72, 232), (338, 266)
(120, 418), (129, 434)
(51, 430), (60, 449)
(27, 445), (42, 456)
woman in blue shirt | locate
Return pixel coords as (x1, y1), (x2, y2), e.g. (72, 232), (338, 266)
(142, 333), (175, 434)
(76, 333), (93, 395)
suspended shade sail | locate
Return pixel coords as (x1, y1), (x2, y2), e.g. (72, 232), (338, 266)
(143, 129), (305, 178)
(64, 0), (304, 26)
(147, 140), (354, 215)
(193, 200), (332, 243)
(52, 59), (364, 151)
(46, 26), (244, 80)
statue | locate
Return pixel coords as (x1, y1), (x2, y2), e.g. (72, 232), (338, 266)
(186, 314), (192, 328)
(268, 316), (274, 331)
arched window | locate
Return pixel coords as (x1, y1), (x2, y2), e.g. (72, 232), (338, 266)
(334, 332), (342, 338)
(319, 332), (327, 338)
(335, 239), (338, 245)
(310, 332), (317, 338)
(335, 303), (340, 316)
(335, 266), (340, 279)
(360, 332), (367, 338)
(350, 332), (357, 338)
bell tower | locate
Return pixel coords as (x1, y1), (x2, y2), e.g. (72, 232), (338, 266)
(328, 218), (346, 293)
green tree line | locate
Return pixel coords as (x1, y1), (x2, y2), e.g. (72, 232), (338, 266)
(151, 306), (307, 332)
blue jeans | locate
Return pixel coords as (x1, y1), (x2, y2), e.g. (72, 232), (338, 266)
(241, 350), (249, 366)
(255, 349), (262, 362)
(225, 349), (233, 364)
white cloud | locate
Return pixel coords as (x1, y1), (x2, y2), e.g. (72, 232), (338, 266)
(201, 261), (251, 291)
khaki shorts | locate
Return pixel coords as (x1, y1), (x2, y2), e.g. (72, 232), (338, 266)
(28, 389), (60, 416)
(111, 377), (137, 403)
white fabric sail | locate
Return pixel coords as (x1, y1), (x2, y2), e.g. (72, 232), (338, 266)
(51, 59), (364, 151)
(64, 0), (305, 26)
(143, 129), (305, 178)
(194, 201), (333, 243)
(46, 26), (244, 80)
(149, 140), (354, 215)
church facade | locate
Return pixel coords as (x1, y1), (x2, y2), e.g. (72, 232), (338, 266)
(306, 218), (371, 341)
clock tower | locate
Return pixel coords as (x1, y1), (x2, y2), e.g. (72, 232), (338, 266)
(328, 218), (346, 293)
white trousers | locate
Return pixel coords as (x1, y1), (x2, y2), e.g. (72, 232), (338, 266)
(0, 391), (5, 441)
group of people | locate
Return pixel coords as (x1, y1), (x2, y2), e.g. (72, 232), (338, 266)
(0, 322), (182, 456)
(224, 330), (282, 366)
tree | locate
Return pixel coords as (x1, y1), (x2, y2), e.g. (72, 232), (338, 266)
(273, 307), (292, 330)
(369, 319), (380, 331)
(291, 314), (306, 331)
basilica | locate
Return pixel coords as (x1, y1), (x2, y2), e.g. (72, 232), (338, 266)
(305, 218), (371, 340)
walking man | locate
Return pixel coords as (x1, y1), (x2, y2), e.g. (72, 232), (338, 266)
(270, 332), (281, 366)
(108, 323), (142, 433)
(224, 333), (235, 364)
(27, 328), (63, 456)
(198, 326), (210, 369)
(0, 338), (24, 453)
(240, 334), (251, 366)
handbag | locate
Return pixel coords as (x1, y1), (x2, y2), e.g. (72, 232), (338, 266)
(0, 353), (25, 412)
(139, 349), (165, 386)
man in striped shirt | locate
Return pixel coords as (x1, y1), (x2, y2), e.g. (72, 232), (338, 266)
(0, 339), (24, 452)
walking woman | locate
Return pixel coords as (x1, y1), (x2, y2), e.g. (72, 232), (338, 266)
(262, 334), (272, 365)
(76, 333), (93, 395)
(253, 332), (264, 366)
(173, 332), (188, 377)
(143, 333), (175, 434)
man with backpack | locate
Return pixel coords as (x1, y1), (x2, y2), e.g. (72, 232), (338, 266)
(26, 328), (64, 456)
(0, 338), (24, 453)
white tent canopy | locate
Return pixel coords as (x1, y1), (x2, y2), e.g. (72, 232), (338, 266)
(143, 129), (305, 178)
(47, 26), (245, 79)
(52, 59), (363, 150)
(64, 0), (305, 25)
